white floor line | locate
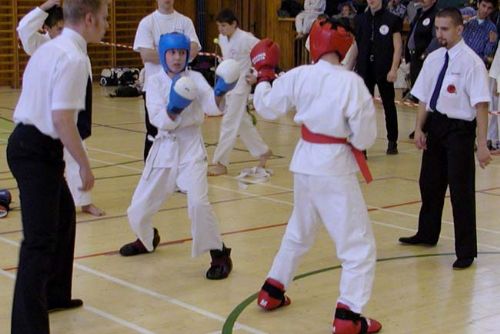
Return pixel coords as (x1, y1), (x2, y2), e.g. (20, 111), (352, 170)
(0, 235), (20, 247)
(0, 268), (156, 334)
(87, 146), (142, 160)
(89, 157), (144, 172)
(84, 305), (156, 334)
(75, 263), (267, 334)
(0, 234), (266, 334)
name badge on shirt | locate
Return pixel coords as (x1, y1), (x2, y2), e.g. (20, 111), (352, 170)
(423, 18), (431, 26)
(379, 25), (389, 35)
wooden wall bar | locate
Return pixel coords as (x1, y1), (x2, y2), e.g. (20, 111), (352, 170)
(0, 0), (301, 88)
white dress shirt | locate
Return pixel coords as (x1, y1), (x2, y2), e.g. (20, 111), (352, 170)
(17, 7), (50, 56)
(411, 39), (490, 121)
(13, 28), (89, 139)
(133, 10), (201, 90)
(254, 60), (377, 176)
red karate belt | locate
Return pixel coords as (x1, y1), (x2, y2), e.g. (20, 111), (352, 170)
(300, 125), (373, 183)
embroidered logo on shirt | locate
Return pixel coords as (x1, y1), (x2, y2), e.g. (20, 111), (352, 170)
(423, 18), (431, 26)
(447, 84), (456, 94)
(379, 25), (389, 35)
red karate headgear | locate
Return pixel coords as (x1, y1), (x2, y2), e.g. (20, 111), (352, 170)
(309, 18), (353, 63)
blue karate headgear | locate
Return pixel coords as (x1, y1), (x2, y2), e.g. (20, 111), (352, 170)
(158, 33), (191, 73)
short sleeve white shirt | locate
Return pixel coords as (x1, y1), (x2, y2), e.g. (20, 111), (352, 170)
(133, 10), (201, 90)
(411, 39), (490, 121)
(16, 7), (50, 56)
(13, 28), (90, 139)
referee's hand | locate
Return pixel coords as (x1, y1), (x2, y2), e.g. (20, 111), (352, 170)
(414, 129), (427, 150)
(477, 145), (492, 169)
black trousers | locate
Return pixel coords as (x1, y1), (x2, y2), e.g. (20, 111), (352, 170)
(417, 112), (477, 259)
(143, 92), (158, 161)
(363, 65), (399, 142)
(7, 125), (76, 334)
(409, 54), (424, 87)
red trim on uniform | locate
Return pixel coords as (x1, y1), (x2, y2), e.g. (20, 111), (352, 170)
(300, 125), (373, 183)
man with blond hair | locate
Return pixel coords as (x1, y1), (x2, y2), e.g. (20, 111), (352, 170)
(7, 0), (109, 332)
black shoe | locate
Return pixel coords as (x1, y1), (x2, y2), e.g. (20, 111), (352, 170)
(453, 258), (474, 270)
(398, 235), (437, 246)
(206, 244), (232, 280)
(409, 131), (415, 139)
(48, 299), (83, 313)
(386, 141), (398, 155)
(119, 228), (160, 256)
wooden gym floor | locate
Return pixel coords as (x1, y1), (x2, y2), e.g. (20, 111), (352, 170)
(0, 85), (499, 334)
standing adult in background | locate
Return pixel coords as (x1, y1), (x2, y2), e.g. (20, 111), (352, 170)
(461, 0), (497, 64)
(406, 0), (439, 88)
(133, 0), (201, 161)
(17, 0), (106, 217)
(355, 0), (403, 155)
(7, 1), (108, 332)
(399, 8), (492, 270)
(405, 0), (439, 139)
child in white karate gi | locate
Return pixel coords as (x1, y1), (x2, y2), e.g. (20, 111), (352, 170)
(119, 32), (237, 280)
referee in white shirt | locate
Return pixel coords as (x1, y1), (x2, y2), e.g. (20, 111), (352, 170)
(399, 7), (492, 270)
(6, 1), (108, 333)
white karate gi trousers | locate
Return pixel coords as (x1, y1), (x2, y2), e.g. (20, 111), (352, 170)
(64, 142), (91, 207)
(128, 138), (223, 256)
(267, 173), (376, 313)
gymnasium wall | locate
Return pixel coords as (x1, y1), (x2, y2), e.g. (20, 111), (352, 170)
(0, 0), (300, 88)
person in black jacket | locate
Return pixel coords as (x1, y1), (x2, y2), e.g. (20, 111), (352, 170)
(355, 0), (403, 154)
(406, 0), (439, 86)
(406, 0), (440, 138)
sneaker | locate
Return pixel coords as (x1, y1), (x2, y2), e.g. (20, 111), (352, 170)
(333, 303), (382, 334)
(119, 228), (160, 256)
(206, 244), (232, 279)
(386, 141), (398, 155)
(257, 278), (291, 311)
